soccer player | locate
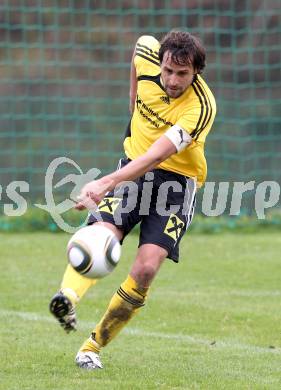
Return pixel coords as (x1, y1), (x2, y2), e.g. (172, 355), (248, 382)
(49, 30), (216, 369)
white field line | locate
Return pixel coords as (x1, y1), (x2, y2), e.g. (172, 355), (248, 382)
(153, 289), (281, 298)
(1, 308), (280, 355)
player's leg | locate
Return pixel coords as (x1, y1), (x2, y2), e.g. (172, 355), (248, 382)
(76, 243), (167, 369)
(88, 173), (196, 347)
(49, 265), (97, 333)
(75, 171), (196, 367)
(49, 222), (123, 332)
(50, 157), (133, 332)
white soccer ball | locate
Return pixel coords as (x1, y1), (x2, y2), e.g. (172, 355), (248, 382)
(67, 224), (121, 279)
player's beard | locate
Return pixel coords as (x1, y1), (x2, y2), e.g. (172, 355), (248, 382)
(165, 86), (184, 98)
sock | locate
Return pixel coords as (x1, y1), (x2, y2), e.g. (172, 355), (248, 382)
(60, 264), (97, 306)
(80, 274), (149, 354)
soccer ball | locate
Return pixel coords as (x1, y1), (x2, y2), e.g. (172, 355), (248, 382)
(67, 224), (121, 279)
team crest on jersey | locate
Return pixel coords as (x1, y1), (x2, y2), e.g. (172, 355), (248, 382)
(164, 214), (184, 242)
(160, 95), (170, 105)
(97, 197), (121, 215)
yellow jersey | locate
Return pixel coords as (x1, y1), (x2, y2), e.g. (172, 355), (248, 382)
(124, 35), (217, 187)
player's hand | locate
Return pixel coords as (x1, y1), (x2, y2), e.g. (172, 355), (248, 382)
(75, 178), (114, 211)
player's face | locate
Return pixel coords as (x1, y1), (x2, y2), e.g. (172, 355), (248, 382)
(160, 51), (196, 98)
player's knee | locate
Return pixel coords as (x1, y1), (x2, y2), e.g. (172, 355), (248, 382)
(133, 261), (158, 286)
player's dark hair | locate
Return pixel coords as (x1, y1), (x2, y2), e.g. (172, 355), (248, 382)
(159, 31), (206, 74)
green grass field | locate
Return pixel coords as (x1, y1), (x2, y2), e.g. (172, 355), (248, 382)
(1, 232), (281, 389)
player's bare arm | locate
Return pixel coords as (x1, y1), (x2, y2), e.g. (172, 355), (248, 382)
(76, 121), (193, 210)
(76, 133), (178, 209)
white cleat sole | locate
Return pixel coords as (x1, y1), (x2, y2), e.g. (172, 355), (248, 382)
(75, 351), (103, 370)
